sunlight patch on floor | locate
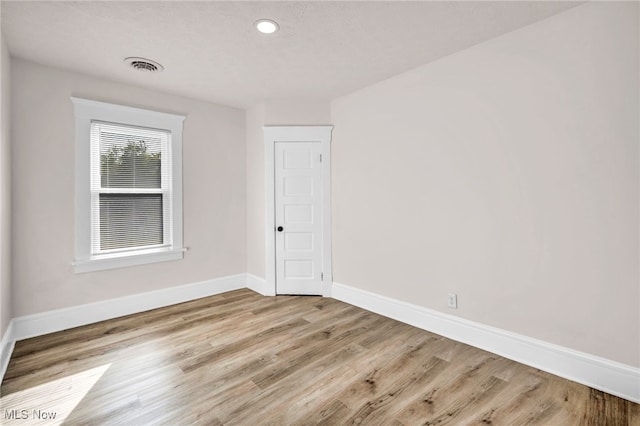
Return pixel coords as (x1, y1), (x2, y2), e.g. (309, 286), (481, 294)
(0, 364), (111, 425)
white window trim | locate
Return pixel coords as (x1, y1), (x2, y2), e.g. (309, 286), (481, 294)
(71, 97), (185, 273)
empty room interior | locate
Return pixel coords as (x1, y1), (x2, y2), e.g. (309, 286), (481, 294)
(0, 0), (638, 424)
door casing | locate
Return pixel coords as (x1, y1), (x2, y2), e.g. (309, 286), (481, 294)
(264, 125), (333, 297)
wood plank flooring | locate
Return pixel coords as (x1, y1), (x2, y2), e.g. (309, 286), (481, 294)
(1, 289), (638, 425)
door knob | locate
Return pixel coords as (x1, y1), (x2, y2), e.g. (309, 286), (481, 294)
(277, 226), (284, 232)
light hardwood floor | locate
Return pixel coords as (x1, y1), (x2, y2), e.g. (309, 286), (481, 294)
(1, 289), (638, 425)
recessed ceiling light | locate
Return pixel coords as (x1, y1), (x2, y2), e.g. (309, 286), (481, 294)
(255, 19), (279, 34)
(124, 57), (164, 73)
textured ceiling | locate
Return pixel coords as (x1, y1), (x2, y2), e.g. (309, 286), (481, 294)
(1, 1), (580, 108)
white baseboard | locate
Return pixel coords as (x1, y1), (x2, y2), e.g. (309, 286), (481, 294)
(0, 320), (15, 383)
(246, 273), (268, 296)
(0, 274), (247, 385)
(332, 281), (640, 404)
(3, 275), (638, 404)
(12, 274), (246, 342)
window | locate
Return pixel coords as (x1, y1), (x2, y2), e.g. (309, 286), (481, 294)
(91, 122), (170, 253)
(72, 98), (185, 273)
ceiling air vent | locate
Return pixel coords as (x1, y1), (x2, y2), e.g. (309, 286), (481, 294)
(124, 57), (164, 73)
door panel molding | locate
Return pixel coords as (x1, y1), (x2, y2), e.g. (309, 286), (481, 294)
(264, 126), (333, 297)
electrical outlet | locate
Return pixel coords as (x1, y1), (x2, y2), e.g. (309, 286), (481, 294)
(447, 293), (457, 309)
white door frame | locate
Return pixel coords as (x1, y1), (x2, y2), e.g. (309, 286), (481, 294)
(264, 125), (333, 297)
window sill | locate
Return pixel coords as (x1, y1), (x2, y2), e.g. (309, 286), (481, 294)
(73, 247), (185, 273)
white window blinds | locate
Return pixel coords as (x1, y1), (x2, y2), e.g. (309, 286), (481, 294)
(90, 121), (172, 255)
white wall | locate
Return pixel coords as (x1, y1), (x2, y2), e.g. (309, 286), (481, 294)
(246, 103), (266, 277)
(263, 100), (331, 126)
(11, 59), (246, 316)
(0, 36), (11, 338)
(245, 100), (331, 278)
(331, 2), (639, 367)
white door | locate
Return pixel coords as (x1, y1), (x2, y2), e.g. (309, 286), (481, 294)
(274, 142), (323, 295)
